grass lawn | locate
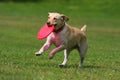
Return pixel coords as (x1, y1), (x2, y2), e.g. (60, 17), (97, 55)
(0, 1), (120, 80)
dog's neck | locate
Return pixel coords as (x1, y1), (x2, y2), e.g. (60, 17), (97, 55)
(54, 23), (65, 33)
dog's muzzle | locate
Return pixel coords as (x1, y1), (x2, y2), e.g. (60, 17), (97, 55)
(47, 22), (57, 27)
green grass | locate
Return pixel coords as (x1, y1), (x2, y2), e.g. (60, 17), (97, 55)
(0, 1), (120, 80)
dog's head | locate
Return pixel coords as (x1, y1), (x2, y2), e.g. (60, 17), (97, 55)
(47, 12), (69, 31)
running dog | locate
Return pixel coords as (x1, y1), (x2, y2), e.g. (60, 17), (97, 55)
(35, 12), (88, 68)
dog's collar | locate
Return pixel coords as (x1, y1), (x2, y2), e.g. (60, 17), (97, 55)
(54, 23), (65, 33)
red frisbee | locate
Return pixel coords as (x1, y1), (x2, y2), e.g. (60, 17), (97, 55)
(38, 24), (54, 40)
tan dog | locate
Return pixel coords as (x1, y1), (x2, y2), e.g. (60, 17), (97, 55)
(35, 12), (88, 68)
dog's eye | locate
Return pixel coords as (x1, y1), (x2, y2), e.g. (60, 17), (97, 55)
(48, 17), (50, 19)
(53, 18), (57, 20)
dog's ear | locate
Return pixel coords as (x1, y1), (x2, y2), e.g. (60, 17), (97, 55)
(48, 12), (51, 15)
(61, 14), (69, 22)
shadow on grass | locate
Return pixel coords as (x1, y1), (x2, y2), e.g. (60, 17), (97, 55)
(60, 65), (120, 72)
(54, 64), (102, 69)
(84, 65), (102, 69)
(36, 60), (102, 69)
(36, 62), (120, 72)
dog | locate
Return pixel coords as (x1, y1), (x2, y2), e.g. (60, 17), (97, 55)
(35, 12), (88, 68)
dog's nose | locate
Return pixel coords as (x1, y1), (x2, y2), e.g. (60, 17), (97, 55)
(47, 22), (50, 25)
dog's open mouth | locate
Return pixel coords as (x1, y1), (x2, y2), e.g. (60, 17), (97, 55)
(48, 25), (53, 27)
(47, 23), (57, 27)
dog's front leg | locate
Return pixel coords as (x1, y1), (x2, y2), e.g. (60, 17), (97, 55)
(35, 38), (51, 56)
(49, 44), (65, 59)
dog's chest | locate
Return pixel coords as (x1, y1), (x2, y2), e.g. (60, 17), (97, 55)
(50, 33), (64, 47)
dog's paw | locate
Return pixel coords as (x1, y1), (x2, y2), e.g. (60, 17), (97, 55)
(59, 64), (65, 68)
(35, 52), (42, 56)
(49, 56), (53, 59)
(79, 64), (83, 68)
(49, 54), (54, 59)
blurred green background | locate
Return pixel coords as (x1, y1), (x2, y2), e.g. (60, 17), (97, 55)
(0, 0), (120, 80)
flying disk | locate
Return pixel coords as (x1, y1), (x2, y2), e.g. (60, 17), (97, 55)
(38, 24), (54, 40)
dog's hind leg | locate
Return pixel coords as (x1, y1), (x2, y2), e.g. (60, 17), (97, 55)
(77, 41), (87, 68)
(59, 49), (70, 67)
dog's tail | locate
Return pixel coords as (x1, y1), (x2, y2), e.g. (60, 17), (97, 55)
(81, 25), (87, 33)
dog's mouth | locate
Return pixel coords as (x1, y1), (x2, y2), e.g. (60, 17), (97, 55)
(47, 24), (57, 27)
(47, 22), (57, 27)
